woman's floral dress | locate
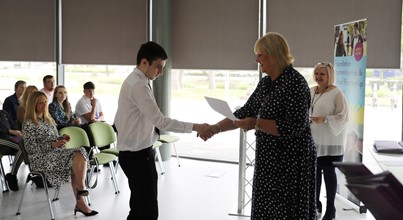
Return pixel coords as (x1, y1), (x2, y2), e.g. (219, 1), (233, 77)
(22, 119), (89, 189)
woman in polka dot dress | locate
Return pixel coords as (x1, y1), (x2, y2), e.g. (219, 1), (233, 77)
(200, 32), (317, 220)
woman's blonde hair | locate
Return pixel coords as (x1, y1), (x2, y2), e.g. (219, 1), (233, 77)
(53, 85), (71, 119)
(254, 32), (294, 71)
(24, 91), (54, 125)
(313, 62), (335, 86)
(19, 85), (38, 107)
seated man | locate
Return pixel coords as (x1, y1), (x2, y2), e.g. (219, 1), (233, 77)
(3, 80), (26, 122)
(75, 82), (108, 152)
(75, 81), (104, 124)
(39, 75), (55, 103)
(0, 110), (23, 191)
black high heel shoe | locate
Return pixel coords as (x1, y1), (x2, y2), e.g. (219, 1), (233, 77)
(322, 207), (336, 220)
(76, 189), (89, 200)
(74, 206), (98, 216)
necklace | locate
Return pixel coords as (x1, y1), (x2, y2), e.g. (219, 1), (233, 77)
(310, 86), (327, 114)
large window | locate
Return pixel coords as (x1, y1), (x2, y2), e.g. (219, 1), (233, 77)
(2, 63), (401, 163)
(0, 61), (56, 106)
(169, 68), (314, 162)
(169, 69), (258, 162)
(63, 64), (133, 124)
(363, 68), (402, 143)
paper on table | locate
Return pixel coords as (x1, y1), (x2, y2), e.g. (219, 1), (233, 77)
(204, 96), (238, 121)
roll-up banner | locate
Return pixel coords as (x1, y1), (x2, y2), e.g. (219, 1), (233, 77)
(334, 18), (368, 207)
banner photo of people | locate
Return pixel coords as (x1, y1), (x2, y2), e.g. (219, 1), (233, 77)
(334, 18), (368, 207)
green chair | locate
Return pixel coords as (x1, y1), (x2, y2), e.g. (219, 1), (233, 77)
(158, 134), (181, 166)
(91, 122), (166, 175)
(91, 122), (119, 174)
(59, 126), (91, 149)
(88, 122), (120, 194)
(58, 126), (94, 203)
(16, 139), (55, 220)
(88, 122), (118, 157)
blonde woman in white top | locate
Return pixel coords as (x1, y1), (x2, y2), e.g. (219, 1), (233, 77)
(310, 62), (348, 220)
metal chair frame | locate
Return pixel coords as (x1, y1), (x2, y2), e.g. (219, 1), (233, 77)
(15, 140), (55, 220)
(158, 134), (181, 167)
(0, 138), (20, 192)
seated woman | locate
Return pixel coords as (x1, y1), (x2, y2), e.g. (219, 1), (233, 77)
(17, 85), (38, 129)
(22, 91), (98, 216)
(49, 85), (80, 129)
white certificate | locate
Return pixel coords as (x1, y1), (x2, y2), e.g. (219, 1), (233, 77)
(204, 96), (238, 121)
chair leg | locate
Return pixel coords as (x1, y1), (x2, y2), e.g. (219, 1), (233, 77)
(114, 158), (120, 174)
(108, 161), (120, 194)
(8, 155), (14, 165)
(86, 194), (92, 206)
(16, 173), (55, 220)
(172, 143), (181, 167)
(0, 159), (10, 192)
(42, 174), (55, 220)
(53, 187), (60, 201)
(155, 148), (165, 175)
(85, 167), (96, 200)
(16, 176), (30, 215)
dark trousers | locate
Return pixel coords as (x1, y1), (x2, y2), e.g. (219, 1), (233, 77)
(119, 147), (158, 220)
(316, 155), (343, 213)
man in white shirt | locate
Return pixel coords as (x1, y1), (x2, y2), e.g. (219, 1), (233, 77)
(75, 81), (104, 124)
(114, 41), (208, 220)
(39, 75), (55, 103)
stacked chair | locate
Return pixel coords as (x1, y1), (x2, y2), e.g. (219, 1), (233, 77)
(89, 121), (166, 175)
(60, 126), (119, 195)
(87, 122), (120, 194)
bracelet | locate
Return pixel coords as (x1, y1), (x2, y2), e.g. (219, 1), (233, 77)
(215, 123), (221, 133)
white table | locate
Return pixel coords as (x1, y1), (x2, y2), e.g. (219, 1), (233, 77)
(365, 143), (403, 183)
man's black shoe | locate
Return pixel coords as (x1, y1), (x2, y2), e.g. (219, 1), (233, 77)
(5, 173), (19, 191)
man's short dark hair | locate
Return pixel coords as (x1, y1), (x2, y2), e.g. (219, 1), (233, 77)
(136, 41), (168, 65)
(42, 75), (54, 83)
(83, 81), (95, 90)
(14, 80), (26, 90)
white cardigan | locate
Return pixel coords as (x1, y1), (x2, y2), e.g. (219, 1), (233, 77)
(310, 86), (349, 157)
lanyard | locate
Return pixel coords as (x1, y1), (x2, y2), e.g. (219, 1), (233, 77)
(310, 86), (327, 115)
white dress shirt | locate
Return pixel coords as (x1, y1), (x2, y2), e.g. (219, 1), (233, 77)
(114, 68), (193, 152)
(75, 95), (103, 124)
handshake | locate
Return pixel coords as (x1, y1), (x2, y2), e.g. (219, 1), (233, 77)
(193, 118), (258, 141)
(193, 124), (221, 141)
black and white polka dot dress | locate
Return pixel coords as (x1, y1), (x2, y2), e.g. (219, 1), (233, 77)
(234, 66), (317, 220)
(22, 119), (89, 190)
